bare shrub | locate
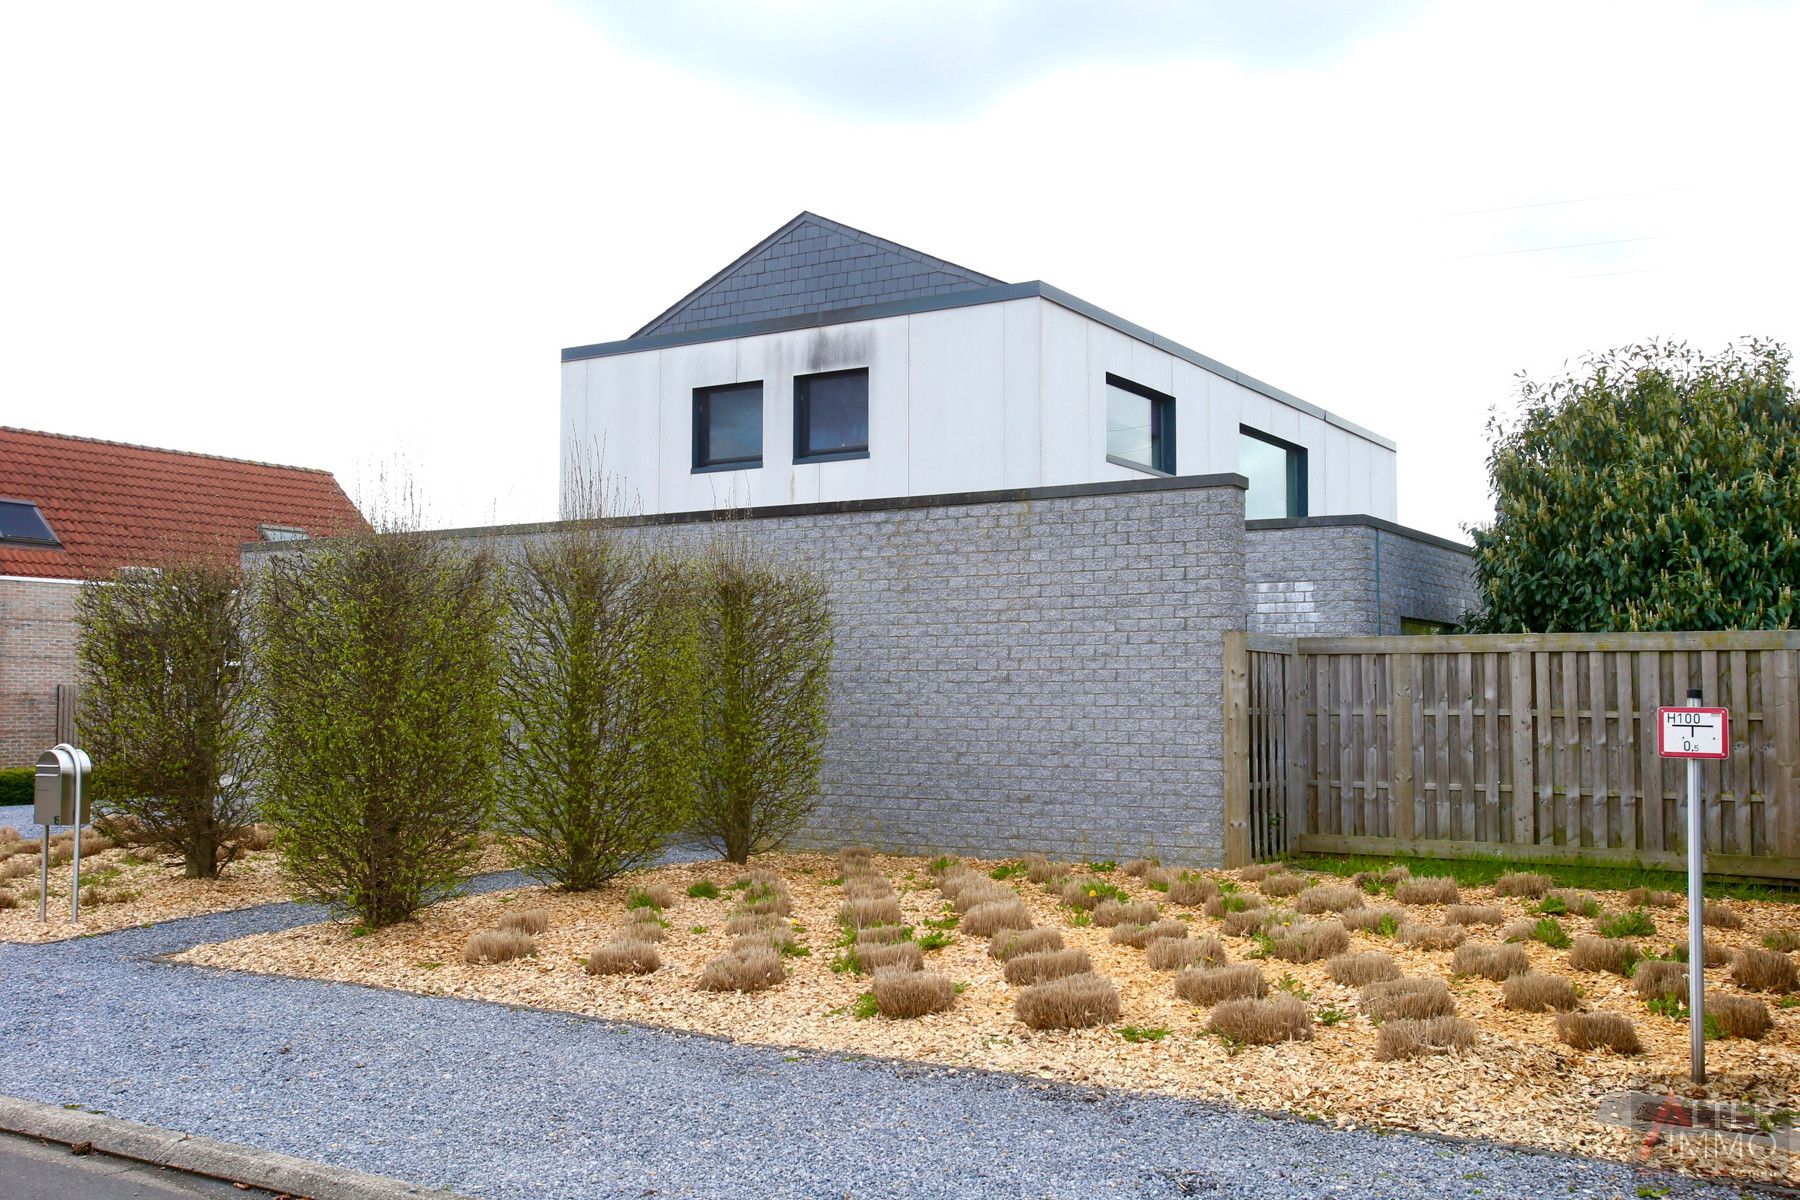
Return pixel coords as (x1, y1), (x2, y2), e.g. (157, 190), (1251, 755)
(873, 968), (955, 1018)
(1174, 963), (1266, 1005)
(1706, 993), (1771, 1039)
(962, 899), (1033, 937)
(1452, 941), (1530, 981)
(1396, 923), (1465, 951)
(1207, 995), (1311, 1044)
(1730, 948), (1797, 994)
(840, 897), (902, 928)
(1502, 971), (1580, 1012)
(1343, 907), (1404, 934)
(498, 908), (551, 935)
(1492, 871), (1552, 898)
(1631, 959), (1687, 1001)
(1295, 885), (1365, 915)
(463, 929), (535, 965)
(1269, 920), (1349, 963)
(585, 940), (659, 975)
(1701, 901), (1743, 930)
(1360, 976), (1455, 1022)
(1625, 887), (1680, 908)
(989, 927), (1062, 961)
(1326, 951), (1400, 987)
(1259, 873), (1306, 898)
(697, 944), (785, 992)
(1203, 892), (1266, 919)
(1568, 936), (1637, 976)
(858, 941), (924, 973)
(1222, 908), (1274, 938)
(855, 924), (910, 945)
(1093, 899), (1158, 928)
(1004, 948), (1092, 986)
(1556, 1012), (1642, 1054)
(1375, 1016), (1476, 1061)
(1166, 873), (1218, 906)
(1443, 905), (1503, 926)
(1394, 877), (1460, 906)
(1149, 936), (1225, 971)
(1015, 973), (1120, 1030)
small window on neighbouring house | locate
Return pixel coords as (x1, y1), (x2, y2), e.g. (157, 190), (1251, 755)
(259, 524), (308, 542)
(0, 499), (59, 546)
(693, 381), (764, 471)
(793, 368), (869, 462)
(1105, 374), (1176, 475)
(1240, 427), (1308, 519)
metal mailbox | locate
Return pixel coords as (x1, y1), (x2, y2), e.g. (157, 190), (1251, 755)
(35, 745), (91, 827)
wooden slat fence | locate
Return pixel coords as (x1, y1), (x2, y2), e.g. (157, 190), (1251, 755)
(1223, 632), (1800, 879)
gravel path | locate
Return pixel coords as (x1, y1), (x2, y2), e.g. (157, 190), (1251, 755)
(0, 870), (1755, 1199)
(2, 804), (47, 840)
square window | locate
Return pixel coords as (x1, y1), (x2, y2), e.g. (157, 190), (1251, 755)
(1105, 375), (1175, 475)
(0, 499), (59, 546)
(1240, 427), (1308, 519)
(693, 382), (764, 471)
(794, 368), (869, 463)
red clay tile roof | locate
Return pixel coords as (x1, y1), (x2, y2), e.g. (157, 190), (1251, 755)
(0, 427), (366, 580)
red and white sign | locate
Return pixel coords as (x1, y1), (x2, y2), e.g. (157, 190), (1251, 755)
(1656, 707), (1730, 760)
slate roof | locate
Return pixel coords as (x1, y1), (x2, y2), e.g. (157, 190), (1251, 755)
(634, 212), (1004, 338)
(0, 427), (366, 580)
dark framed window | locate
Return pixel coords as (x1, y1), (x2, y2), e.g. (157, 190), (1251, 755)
(793, 368), (869, 463)
(693, 381), (764, 472)
(0, 499), (59, 546)
(1105, 374), (1176, 475)
(1239, 426), (1308, 519)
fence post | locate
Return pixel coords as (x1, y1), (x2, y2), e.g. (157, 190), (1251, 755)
(1391, 654), (1415, 843)
(1775, 650), (1800, 860)
(1222, 631), (1250, 868)
(1508, 652), (1535, 846)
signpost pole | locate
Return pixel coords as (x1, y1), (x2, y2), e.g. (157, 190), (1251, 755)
(1685, 687), (1705, 1085)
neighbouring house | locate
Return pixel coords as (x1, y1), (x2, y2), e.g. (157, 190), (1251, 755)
(1, 427), (364, 767)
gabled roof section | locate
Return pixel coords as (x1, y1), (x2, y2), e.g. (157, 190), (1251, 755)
(634, 212), (1005, 338)
(0, 427), (367, 580)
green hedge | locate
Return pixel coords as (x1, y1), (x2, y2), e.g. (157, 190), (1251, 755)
(0, 767), (31, 807)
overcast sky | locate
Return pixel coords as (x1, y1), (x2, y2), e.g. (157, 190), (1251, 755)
(3, 0), (1796, 539)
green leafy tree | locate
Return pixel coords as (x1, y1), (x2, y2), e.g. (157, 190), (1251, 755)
(76, 557), (256, 878)
(252, 530), (504, 927)
(1469, 339), (1799, 632)
(497, 521), (701, 889)
(689, 533), (833, 863)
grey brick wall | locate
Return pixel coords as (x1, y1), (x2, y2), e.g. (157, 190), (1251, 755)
(0, 578), (82, 767)
(641, 215), (1000, 337)
(1244, 517), (1478, 636)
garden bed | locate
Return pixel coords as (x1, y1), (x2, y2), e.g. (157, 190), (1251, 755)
(173, 851), (1800, 1186)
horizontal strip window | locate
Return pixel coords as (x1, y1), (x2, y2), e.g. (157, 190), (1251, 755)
(693, 381), (764, 472)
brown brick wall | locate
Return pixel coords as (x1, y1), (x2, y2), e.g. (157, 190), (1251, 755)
(0, 577), (83, 767)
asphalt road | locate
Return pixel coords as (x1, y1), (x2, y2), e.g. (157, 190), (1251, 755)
(0, 1130), (279, 1200)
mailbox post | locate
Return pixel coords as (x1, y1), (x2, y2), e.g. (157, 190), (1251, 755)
(33, 743), (92, 923)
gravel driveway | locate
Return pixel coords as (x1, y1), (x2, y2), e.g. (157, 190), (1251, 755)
(0, 867), (1754, 1199)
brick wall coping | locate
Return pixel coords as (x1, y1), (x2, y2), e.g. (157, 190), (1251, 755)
(1247, 514), (1473, 556)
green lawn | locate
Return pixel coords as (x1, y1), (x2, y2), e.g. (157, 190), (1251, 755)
(1293, 852), (1798, 905)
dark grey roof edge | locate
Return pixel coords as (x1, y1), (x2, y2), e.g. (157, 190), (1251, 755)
(565, 284), (1398, 453)
(243, 473), (1250, 553)
(630, 211), (1004, 339)
(1246, 514), (1473, 556)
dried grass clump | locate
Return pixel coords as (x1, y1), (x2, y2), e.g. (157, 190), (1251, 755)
(620, 919), (667, 943)
(855, 924), (910, 945)
(873, 968), (955, 1018)
(737, 892), (793, 918)
(1107, 922), (1163, 948)
(725, 913), (786, 938)
(1269, 920), (1350, 963)
(1451, 941), (1530, 981)
(858, 941), (924, 973)
(844, 877), (893, 901)
(1174, 963), (1266, 1005)
(630, 883), (678, 910)
(1327, 951), (1401, 986)
(1015, 972), (1120, 1030)
(242, 824), (277, 852)
(1394, 877), (1461, 906)
(1004, 948), (1092, 986)
(1701, 900), (1743, 930)
(0, 890), (17, 910)
(1730, 947), (1797, 994)
(1396, 923), (1466, 951)
(1542, 889), (1601, 917)
(1502, 971), (1580, 1012)
(1202, 892), (1267, 919)
(1343, 907), (1403, 934)
(1238, 863), (1281, 882)
(1443, 905), (1502, 926)
(1625, 887), (1680, 908)
(1361, 976), (1455, 1023)
(962, 898), (1033, 937)
(1761, 929), (1800, 954)
(1166, 873), (1218, 906)
(0, 858), (34, 881)
(1222, 908), (1275, 937)
(1259, 872), (1306, 898)
(989, 927), (1062, 961)
(1492, 871), (1552, 898)
(697, 944), (785, 992)
(1026, 858), (1071, 885)
(1375, 1015), (1476, 1061)
(1057, 878), (1113, 910)
(1706, 993), (1771, 1039)
(463, 929), (535, 965)
(1093, 899), (1158, 928)
(585, 940), (659, 975)
(1149, 936), (1225, 971)
(1500, 920), (1535, 943)
(840, 897), (904, 929)
(498, 908), (551, 935)
(1568, 936), (1637, 976)
(1122, 858), (1161, 878)
(1631, 959), (1688, 1001)
(952, 882), (1015, 914)
(834, 845), (874, 866)
(1295, 885), (1365, 915)
(1207, 995), (1312, 1044)
(1556, 1012), (1642, 1054)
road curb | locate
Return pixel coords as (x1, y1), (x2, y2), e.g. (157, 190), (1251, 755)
(0, 1095), (469, 1200)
